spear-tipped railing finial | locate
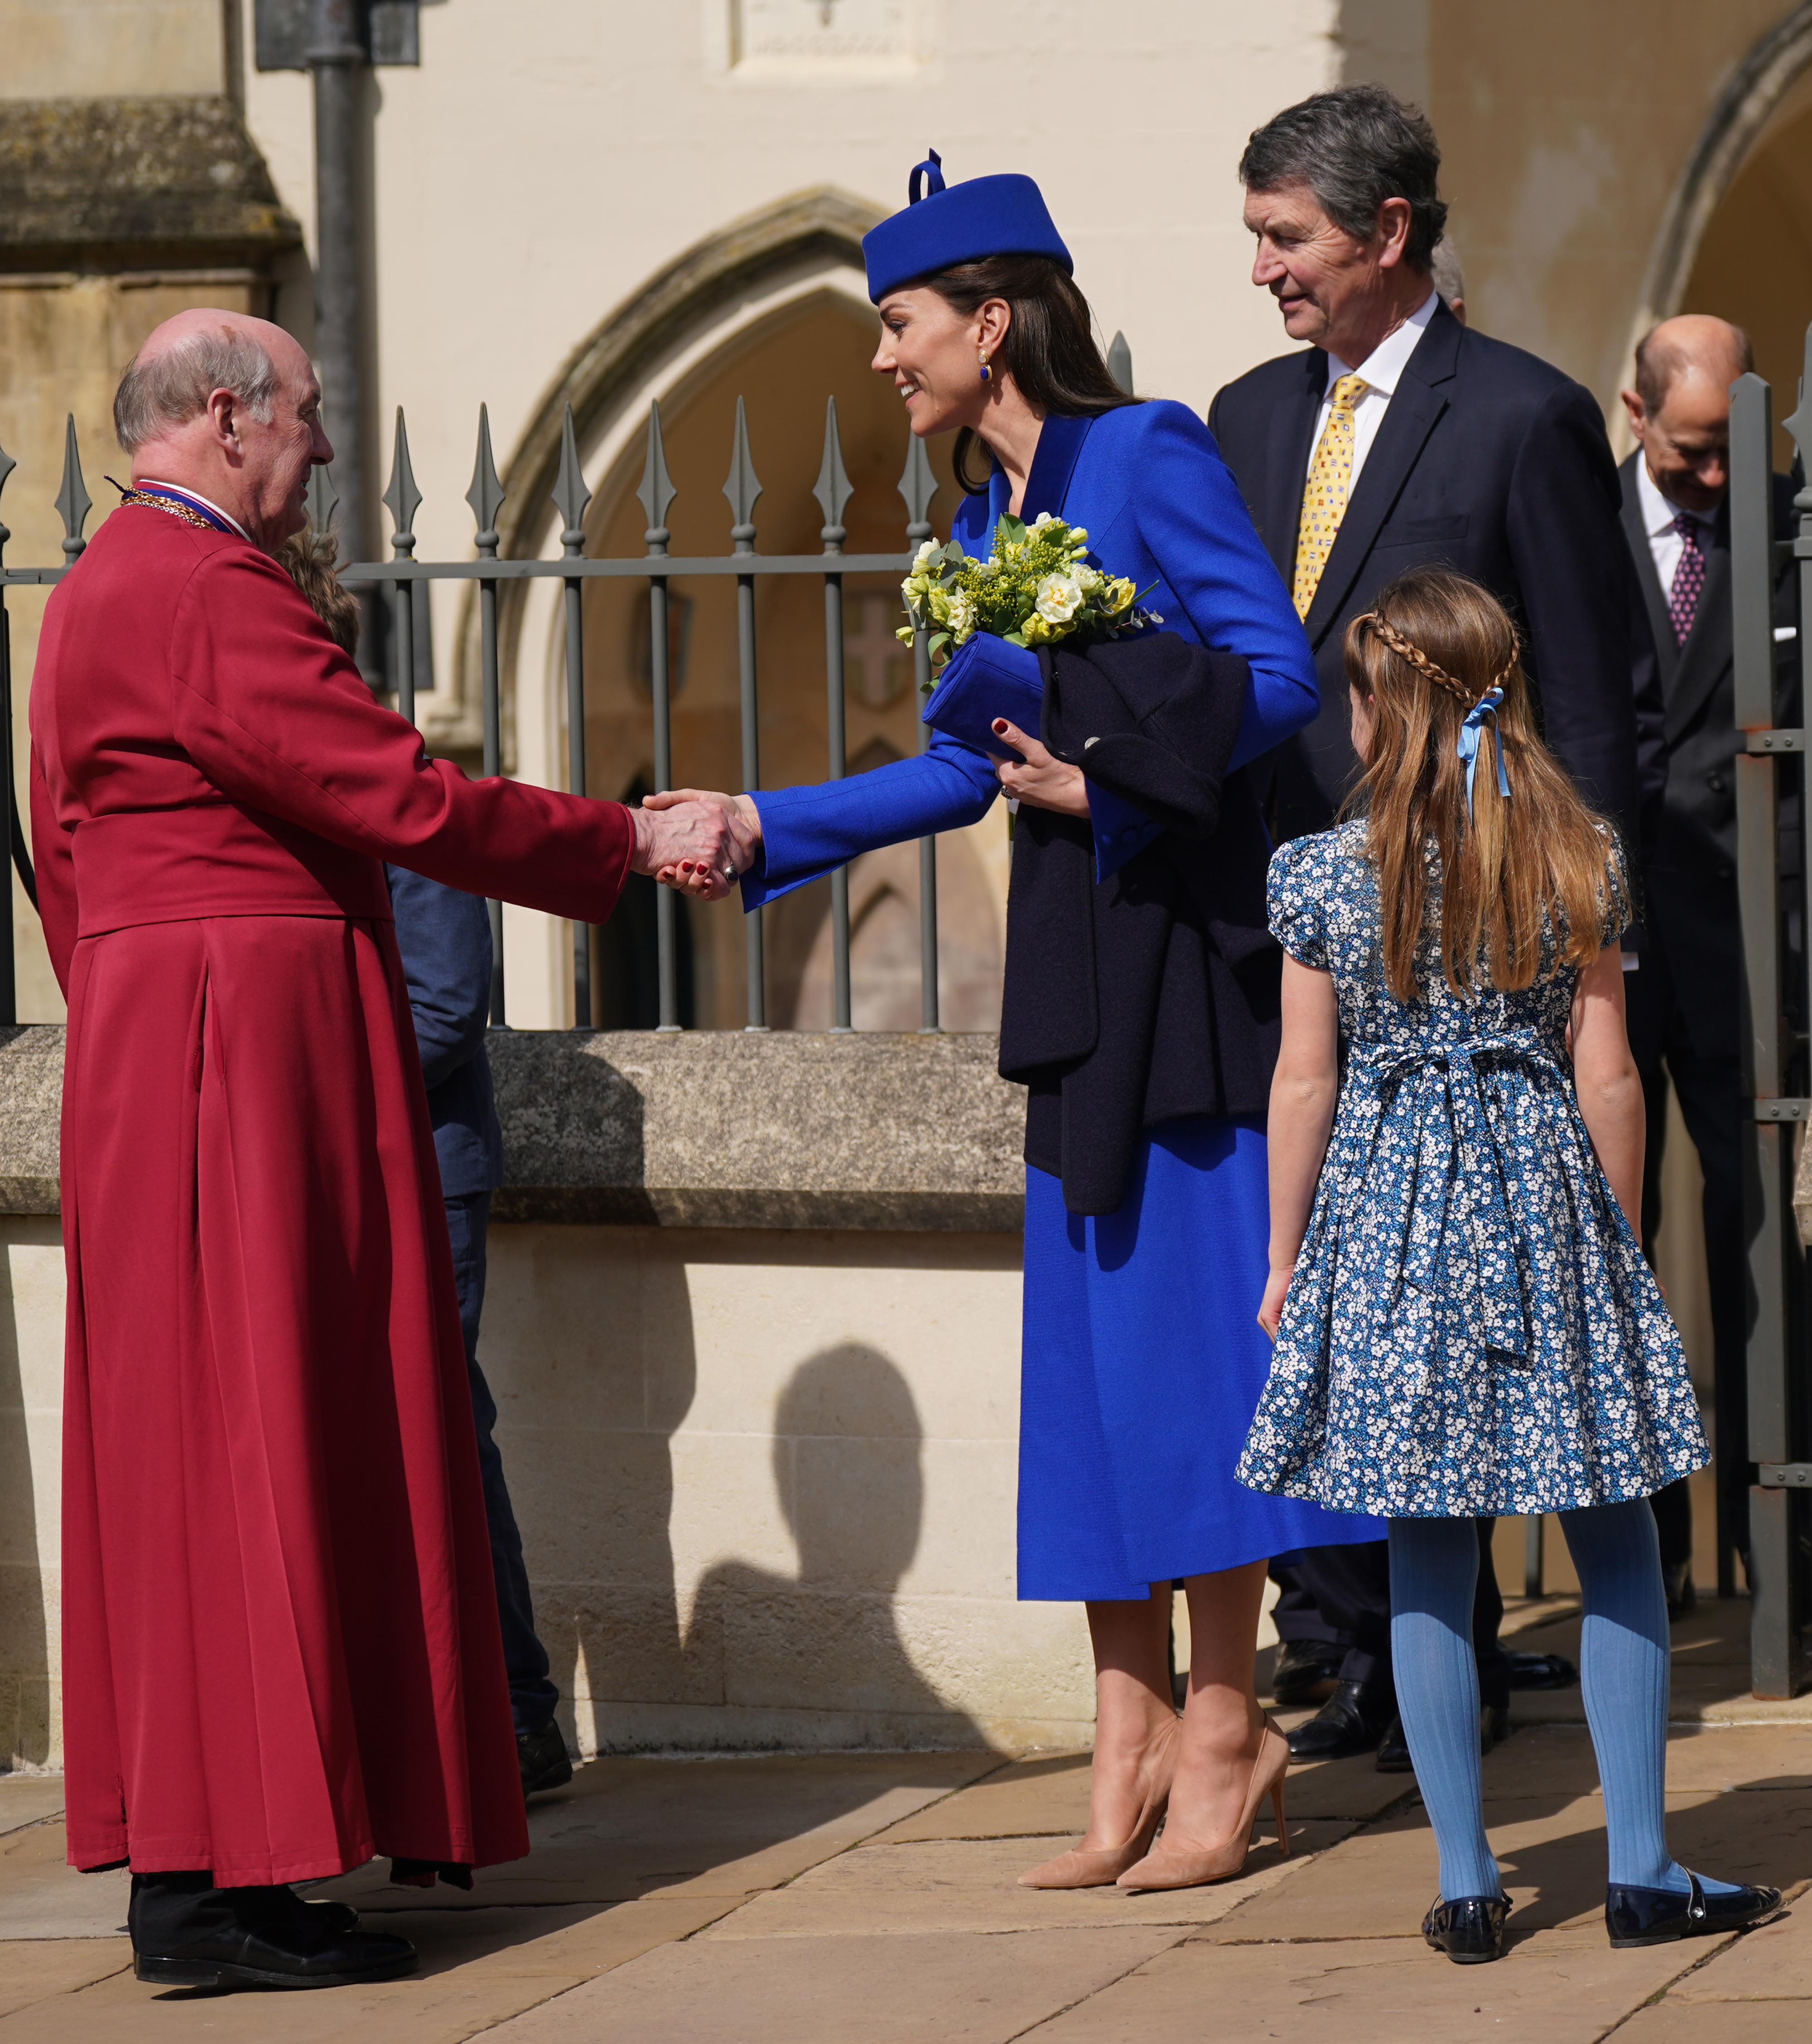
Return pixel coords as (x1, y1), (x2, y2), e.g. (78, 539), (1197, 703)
(897, 430), (937, 543)
(55, 416), (91, 561)
(813, 397), (853, 554)
(637, 402), (676, 554)
(381, 407), (421, 556)
(722, 396), (762, 554)
(553, 402), (592, 559)
(466, 405), (506, 559)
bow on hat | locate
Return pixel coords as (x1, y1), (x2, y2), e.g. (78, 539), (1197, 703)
(862, 147), (1072, 302)
(908, 148), (945, 203)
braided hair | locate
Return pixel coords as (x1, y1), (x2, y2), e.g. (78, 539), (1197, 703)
(1340, 567), (1627, 1002)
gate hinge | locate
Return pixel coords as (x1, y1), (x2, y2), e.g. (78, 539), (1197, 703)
(1745, 729), (1807, 753)
(1751, 1099), (1811, 1121)
(1758, 1463), (1812, 1488)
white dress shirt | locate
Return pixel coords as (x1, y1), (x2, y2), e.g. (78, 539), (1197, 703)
(140, 479), (252, 542)
(1633, 456), (1716, 599)
(1305, 290), (1442, 490)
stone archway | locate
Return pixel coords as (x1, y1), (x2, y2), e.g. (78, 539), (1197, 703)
(1643, 5), (1812, 327)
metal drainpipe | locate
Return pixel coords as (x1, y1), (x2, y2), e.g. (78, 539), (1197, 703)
(308, 0), (367, 574)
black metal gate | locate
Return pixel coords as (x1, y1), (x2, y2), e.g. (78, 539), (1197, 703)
(1730, 347), (1812, 1697)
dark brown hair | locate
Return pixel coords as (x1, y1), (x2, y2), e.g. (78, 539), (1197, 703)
(278, 522), (361, 656)
(1344, 567), (1627, 1002)
(915, 255), (1139, 492)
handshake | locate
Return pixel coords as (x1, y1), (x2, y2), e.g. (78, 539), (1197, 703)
(625, 788), (761, 901)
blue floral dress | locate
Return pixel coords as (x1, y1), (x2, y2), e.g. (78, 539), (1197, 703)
(1236, 823), (1709, 1519)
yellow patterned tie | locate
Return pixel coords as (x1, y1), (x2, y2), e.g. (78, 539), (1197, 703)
(1292, 372), (1368, 619)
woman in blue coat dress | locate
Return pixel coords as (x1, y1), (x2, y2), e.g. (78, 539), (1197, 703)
(652, 154), (1380, 1891)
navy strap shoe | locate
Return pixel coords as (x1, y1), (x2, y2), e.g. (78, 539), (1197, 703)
(1606, 1873), (1782, 1948)
(1422, 1894), (1510, 1963)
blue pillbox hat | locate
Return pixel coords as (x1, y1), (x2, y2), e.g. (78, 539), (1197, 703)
(862, 149), (1072, 303)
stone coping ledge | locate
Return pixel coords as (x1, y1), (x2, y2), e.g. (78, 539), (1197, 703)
(0, 1026), (1026, 1232)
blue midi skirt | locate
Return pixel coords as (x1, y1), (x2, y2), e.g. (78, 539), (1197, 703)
(1018, 1115), (1383, 1600)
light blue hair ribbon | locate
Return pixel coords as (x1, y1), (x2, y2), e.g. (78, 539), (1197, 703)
(1456, 688), (1509, 818)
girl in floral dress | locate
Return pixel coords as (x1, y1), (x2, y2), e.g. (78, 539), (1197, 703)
(1237, 566), (1778, 1965)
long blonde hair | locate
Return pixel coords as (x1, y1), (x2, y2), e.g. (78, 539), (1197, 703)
(1344, 568), (1627, 1003)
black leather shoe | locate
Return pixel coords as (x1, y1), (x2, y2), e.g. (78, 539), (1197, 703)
(1663, 1563), (1697, 1623)
(1271, 1639), (1344, 1708)
(1606, 1873), (1781, 1948)
(519, 1718), (574, 1798)
(1376, 1711), (1412, 1773)
(280, 1886), (358, 1938)
(1504, 1651), (1578, 1690)
(129, 1875), (416, 1991)
(1286, 1678), (1394, 1759)
(1423, 1893), (1510, 1963)
(1375, 1702), (1511, 1776)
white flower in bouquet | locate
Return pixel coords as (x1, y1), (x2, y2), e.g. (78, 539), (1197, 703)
(1034, 574), (1084, 625)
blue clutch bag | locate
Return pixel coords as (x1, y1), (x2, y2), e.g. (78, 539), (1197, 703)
(918, 633), (1045, 758)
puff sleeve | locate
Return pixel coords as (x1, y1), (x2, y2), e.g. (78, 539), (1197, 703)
(1267, 835), (1329, 971)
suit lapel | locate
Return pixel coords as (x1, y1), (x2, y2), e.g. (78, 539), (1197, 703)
(1257, 351), (1325, 582)
(1620, 458), (1677, 697)
(1022, 412), (1094, 523)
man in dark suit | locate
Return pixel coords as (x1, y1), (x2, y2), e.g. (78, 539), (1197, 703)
(387, 864), (574, 1800)
(1616, 315), (1798, 1612)
(1208, 83), (1656, 1762)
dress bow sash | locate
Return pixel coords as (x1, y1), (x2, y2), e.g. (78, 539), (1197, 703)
(1342, 1027), (1564, 1360)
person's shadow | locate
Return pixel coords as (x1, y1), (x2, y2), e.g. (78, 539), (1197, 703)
(684, 1344), (987, 1745)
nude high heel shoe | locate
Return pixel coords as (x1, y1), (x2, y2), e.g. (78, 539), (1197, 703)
(1018, 1718), (1180, 1890)
(1115, 1716), (1290, 1892)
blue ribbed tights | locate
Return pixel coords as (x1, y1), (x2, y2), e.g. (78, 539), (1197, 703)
(1387, 1500), (1732, 1902)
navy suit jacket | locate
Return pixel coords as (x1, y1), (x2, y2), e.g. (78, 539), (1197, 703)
(1208, 301), (1656, 850)
(386, 863), (504, 1198)
(742, 400), (1320, 906)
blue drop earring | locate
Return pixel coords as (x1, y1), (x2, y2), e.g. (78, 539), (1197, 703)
(978, 349), (992, 385)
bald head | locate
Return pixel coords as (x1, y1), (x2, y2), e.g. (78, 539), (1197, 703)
(1623, 314), (1753, 518)
(114, 309), (330, 551)
(115, 310), (308, 455)
(1633, 314), (1751, 416)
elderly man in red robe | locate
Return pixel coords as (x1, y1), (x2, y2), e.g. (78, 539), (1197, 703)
(29, 309), (742, 1991)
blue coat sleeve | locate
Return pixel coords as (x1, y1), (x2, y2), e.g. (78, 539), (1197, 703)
(1128, 404), (1320, 772)
(385, 861), (493, 1089)
(742, 732), (1000, 909)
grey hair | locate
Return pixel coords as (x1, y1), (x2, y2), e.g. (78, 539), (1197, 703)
(113, 326), (280, 454)
(1429, 238), (1465, 308)
(1240, 84), (1448, 270)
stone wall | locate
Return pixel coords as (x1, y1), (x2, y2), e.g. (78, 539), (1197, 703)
(0, 1026), (1102, 1770)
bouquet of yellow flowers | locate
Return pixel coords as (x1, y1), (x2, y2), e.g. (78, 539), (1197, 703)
(898, 511), (1159, 673)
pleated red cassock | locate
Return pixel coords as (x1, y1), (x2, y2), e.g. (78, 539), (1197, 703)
(29, 504), (633, 1884)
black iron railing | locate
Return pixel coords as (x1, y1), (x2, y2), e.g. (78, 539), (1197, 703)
(0, 396), (949, 1034)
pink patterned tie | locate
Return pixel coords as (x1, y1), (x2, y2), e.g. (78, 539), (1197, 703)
(1669, 514), (1706, 646)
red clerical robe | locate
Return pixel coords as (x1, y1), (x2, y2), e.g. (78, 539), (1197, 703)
(29, 504), (633, 1884)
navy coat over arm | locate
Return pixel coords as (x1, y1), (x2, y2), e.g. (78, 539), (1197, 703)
(1207, 299), (1661, 851)
(386, 862), (505, 1198)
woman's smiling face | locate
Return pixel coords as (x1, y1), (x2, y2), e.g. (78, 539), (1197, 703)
(872, 285), (1004, 439)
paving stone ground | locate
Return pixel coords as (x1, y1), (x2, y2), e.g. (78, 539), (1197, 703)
(0, 1598), (1807, 2043)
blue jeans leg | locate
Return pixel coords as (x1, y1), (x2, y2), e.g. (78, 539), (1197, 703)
(444, 1191), (559, 1738)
